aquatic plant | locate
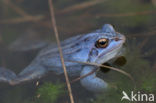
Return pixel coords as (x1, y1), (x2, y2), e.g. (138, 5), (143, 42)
(36, 82), (65, 103)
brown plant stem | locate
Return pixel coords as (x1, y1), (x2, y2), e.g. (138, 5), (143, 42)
(0, 15), (44, 24)
(48, 0), (74, 103)
(71, 68), (98, 83)
(2, 0), (30, 17)
(98, 10), (156, 17)
(68, 60), (136, 89)
(59, 0), (107, 14)
(138, 38), (149, 49)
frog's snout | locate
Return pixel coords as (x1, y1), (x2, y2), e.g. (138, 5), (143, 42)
(120, 34), (126, 44)
(115, 34), (126, 44)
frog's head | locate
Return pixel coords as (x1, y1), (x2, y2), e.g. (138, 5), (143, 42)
(88, 24), (126, 64)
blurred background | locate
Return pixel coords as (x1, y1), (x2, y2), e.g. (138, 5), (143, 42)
(0, 0), (156, 103)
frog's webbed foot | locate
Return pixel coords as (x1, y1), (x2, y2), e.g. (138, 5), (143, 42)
(0, 64), (50, 85)
(80, 66), (108, 92)
(10, 64), (48, 85)
(0, 67), (16, 83)
(0, 62), (57, 85)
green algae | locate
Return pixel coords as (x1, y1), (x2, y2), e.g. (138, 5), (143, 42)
(2, 82), (65, 103)
(35, 82), (65, 103)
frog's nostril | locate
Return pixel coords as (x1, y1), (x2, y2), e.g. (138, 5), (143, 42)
(114, 37), (120, 41)
(114, 35), (126, 42)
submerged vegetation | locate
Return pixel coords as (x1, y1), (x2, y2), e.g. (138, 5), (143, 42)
(35, 82), (65, 103)
(5, 82), (65, 103)
(0, 0), (156, 103)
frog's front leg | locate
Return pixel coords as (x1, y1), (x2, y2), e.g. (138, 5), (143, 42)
(80, 66), (108, 92)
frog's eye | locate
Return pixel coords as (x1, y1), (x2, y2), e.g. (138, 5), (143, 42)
(95, 38), (109, 48)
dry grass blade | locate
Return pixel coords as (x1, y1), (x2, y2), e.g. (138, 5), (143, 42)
(0, 15), (44, 24)
(1, 0), (45, 24)
(99, 10), (156, 17)
(48, 0), (74, 103)
(71, 68), (98, 83)
(68, 60), (136, 88)
(2, 0), (30, 17)
(59, 0), (107, 14)
(138, 38), (149, 49)
(127, 30), (156, 38)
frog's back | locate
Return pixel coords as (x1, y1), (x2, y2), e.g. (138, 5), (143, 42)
(35, 34), (90, 67)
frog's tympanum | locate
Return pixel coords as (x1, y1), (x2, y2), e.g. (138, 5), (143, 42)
(0, 24), (125, 92)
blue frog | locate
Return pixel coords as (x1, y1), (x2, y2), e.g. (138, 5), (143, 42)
(0, 24), (125, 92)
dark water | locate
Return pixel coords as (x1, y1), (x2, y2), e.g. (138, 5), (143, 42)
(0, 0), (156, 103)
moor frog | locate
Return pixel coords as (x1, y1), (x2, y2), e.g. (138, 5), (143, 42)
(0, 24), (125, 92)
